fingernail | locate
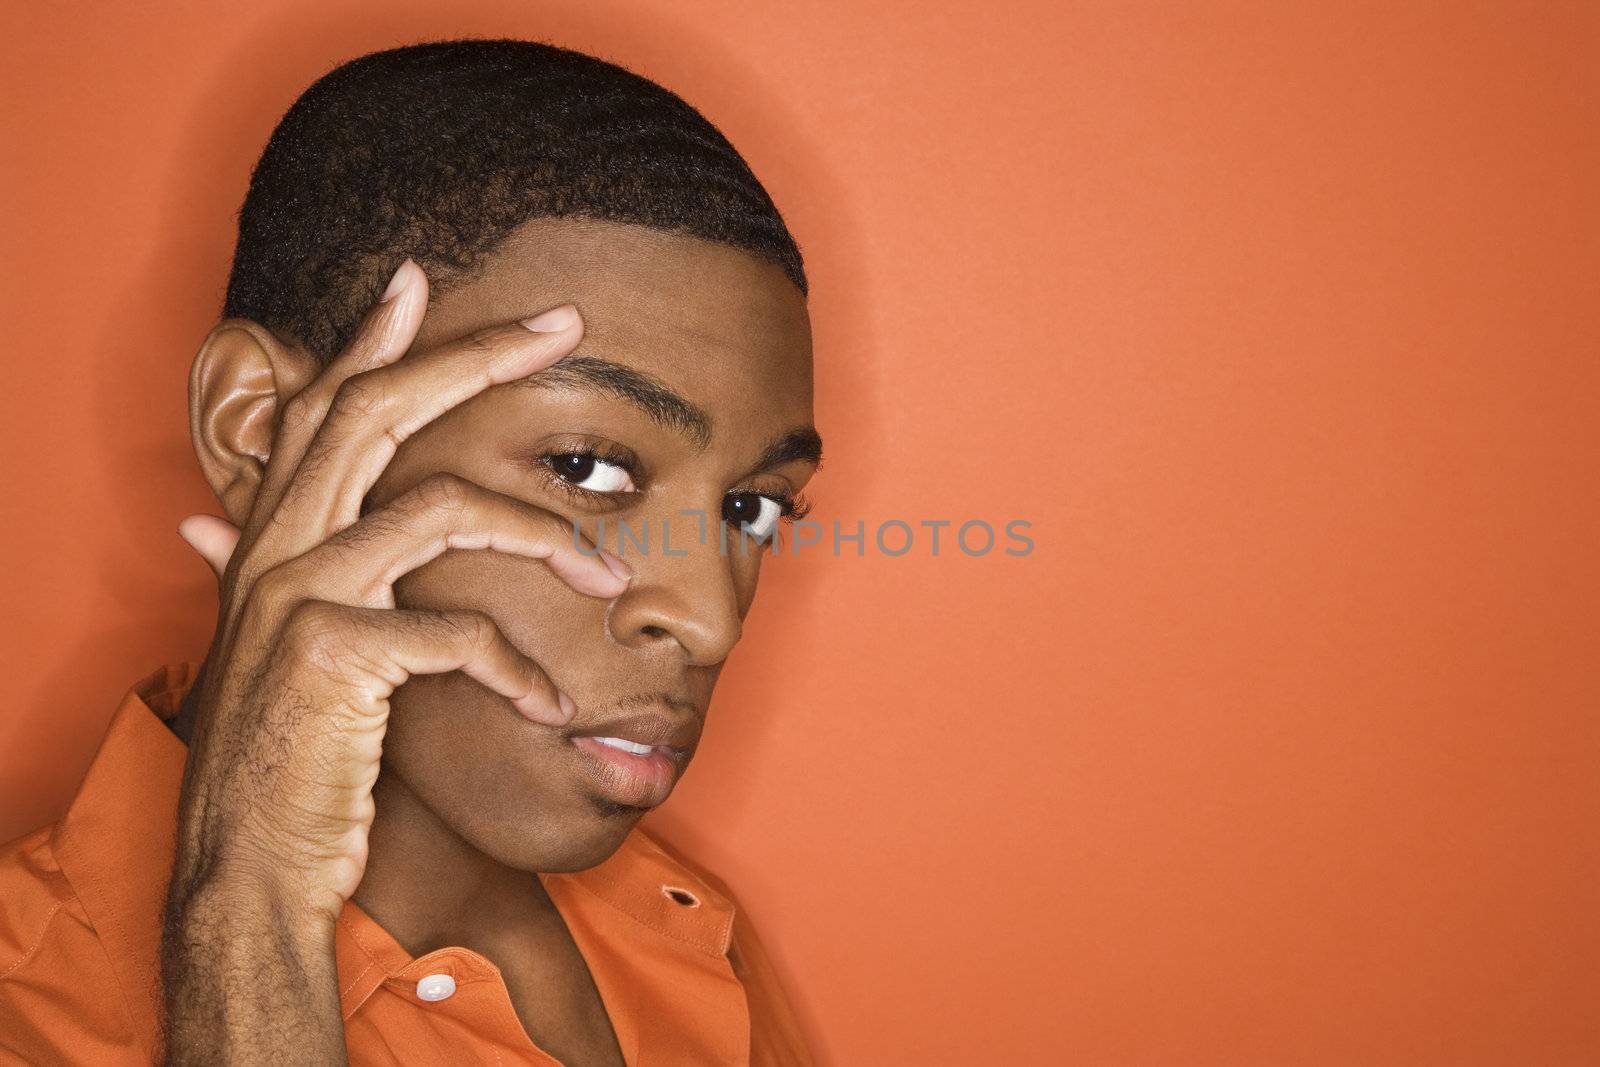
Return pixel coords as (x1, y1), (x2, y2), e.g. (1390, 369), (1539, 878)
(521, 304), (580, 333)
(599, 549), (633, 583)
(558, 690), (577, 720)
(381, 259), (414, 303)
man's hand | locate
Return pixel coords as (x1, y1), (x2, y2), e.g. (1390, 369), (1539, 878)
(159, 260), (630, 1064)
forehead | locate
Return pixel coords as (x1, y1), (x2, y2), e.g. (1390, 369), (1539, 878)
(413, 218), (814, 428)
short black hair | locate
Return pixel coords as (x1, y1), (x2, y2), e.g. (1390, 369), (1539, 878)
(222, 38), (806, 364)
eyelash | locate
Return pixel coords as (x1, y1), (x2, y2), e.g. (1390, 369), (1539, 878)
(780, 494), (813, 523)
(537, 446), (812, 524)
(535, 442), (637, 502)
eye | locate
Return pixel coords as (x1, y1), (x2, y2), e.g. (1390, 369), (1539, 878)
(722, 492), (785, 541)
(547, 453), (636, 493)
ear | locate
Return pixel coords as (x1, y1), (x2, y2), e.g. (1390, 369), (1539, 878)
(187, 319), (320, 527)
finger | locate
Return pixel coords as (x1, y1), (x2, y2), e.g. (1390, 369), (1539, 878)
(263, 305), (584, 554)
(177, 514), (243, 579)
(265, 473), (630, 610)
(288, 600), (573, 726)
(251, 259), (430, 531)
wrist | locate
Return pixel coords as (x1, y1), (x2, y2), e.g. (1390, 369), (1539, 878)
(160, 863), (345, 1066)
(173, 867), (336, 934)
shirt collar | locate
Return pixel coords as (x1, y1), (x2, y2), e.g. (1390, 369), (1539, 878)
(51, 661), (742, 1054)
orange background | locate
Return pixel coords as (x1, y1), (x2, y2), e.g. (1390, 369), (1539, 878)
(2, 3), (1596, 1063)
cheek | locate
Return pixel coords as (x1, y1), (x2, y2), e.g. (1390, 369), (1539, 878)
(381, 549), (627, 864)
(390, 544), (608, 693)
(384, 672), (545, 797)
(382, 675), (617, 867)
(381, 550), (606, 798)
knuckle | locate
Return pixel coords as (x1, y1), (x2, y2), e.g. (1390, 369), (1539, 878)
(460, 325), (505, 354)
(336, 505), (393, 552)
(413, 471), (473, 514)
(283, 600), (349, 663)
(329, 373), (391, 421)
(248, 558), (294, 609)
(446, 608), (498, 652)
(278, 390), (315, 432)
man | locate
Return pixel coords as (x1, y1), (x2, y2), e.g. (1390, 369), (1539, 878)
(0, 38), (820, 1065)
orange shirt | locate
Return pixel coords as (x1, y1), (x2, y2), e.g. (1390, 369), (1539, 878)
(0, 663), (813, 1065)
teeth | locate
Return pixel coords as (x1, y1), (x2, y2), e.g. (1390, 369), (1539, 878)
(592, 736), (655, 756)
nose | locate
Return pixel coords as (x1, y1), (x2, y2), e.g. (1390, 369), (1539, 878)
(606, 523), (744, 666)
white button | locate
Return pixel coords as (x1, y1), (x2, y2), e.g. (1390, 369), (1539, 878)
(415, 974), (456, 1002)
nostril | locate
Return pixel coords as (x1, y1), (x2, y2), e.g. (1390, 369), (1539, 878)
(640, 624), (670, 640)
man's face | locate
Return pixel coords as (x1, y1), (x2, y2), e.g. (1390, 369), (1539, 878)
(357, 219), (816, 872)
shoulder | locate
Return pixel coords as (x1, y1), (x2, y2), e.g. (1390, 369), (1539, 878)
(0, 825), (141, 1064)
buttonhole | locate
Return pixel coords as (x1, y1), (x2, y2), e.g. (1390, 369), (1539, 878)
(661, 884), (700, 908)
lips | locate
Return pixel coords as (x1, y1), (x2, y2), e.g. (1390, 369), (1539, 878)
(565, 707), (698, 753)
(563, 702), (698, 808)
(568, 735), (684, 808)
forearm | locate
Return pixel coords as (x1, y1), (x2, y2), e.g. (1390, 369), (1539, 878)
(160, 873), (345, 1065)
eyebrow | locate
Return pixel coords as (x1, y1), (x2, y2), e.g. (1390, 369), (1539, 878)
(753, 426), (824, 473)
(520, 356), (712, 448)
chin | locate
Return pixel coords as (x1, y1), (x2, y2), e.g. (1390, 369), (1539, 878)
(454, 791), (657, 874)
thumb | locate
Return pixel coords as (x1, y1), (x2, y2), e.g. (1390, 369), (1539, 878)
(177, 514), (242, 580)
